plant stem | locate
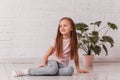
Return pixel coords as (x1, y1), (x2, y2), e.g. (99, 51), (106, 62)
(98, 43), (103, 46)
(94, 25), (95, 31)
(103, 28), (110, 36)
(81, 44), (88, 54)
(98, 27), (107, 32)
(87, 44), (90, 54)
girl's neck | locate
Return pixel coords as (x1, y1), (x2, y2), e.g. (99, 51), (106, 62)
(62, 35), (70, 39)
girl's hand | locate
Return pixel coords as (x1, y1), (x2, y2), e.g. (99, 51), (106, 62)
(77, 68), (89, 73)
(38, 64), (46, 67)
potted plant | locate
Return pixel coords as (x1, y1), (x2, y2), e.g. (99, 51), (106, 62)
(75, 21), (118, 67)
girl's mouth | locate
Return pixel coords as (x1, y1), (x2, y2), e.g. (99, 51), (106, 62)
(60, 30), (65, 32)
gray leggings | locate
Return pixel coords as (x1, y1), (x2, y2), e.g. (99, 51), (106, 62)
(28, 60), (74, 76)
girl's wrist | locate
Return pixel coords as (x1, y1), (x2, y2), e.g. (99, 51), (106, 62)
(76, 67), (80, 71)
(41, 62), (46, 65)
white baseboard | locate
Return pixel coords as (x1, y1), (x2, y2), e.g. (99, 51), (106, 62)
(0, 57), (42, 63)
(0, 56), (120, 63)
(94, 56), (120, 62)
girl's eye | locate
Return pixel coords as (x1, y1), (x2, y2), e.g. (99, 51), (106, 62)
(59, 25), (67, 27)
(64, 25), (67, 27)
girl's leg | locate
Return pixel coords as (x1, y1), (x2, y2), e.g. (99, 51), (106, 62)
(57, 63), (74, 76)
(28, 60), (58, 76)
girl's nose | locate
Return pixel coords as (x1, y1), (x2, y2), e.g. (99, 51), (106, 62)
(61, 26), (64, 29)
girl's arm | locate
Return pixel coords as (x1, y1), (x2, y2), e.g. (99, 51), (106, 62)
(39, 46), (53, 67)
(74, 55), (89, 73)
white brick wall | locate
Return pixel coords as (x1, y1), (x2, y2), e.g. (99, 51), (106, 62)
(0, 0), (120, 62)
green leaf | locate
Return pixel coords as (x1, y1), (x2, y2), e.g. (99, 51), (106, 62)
(94, 45), (101, 55)
(90, 21), (102, 27)
(107, 22), (118, 30)
(89, 36), (99, 44)
(102, 44), (108, 55)
(95, 21), (102, 27)
(89, 31), (99, 44)
(91, 45), (101, 55)
(101, 36), (114, 47)
(77, 33), (82, 39)
(77, 43), (81, 48)
(82, 39), (88, 44)
(91, 31), (99, 37)
(75, 23), (88, 33)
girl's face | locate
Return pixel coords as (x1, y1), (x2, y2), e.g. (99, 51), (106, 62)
(59, 19), (73, 37)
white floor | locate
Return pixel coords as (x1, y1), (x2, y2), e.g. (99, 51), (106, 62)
(0, 62), (120, 80)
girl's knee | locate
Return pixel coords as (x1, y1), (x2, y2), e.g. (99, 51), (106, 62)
(48, 68), (58, 75)
(48, 60), (58, 75)
(66, 66), (74, 75)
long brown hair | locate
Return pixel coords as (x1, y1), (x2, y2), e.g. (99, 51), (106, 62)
(54, 17), (78, 60)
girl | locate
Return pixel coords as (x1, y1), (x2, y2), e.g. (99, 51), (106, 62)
(12, 17), (88, 77)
